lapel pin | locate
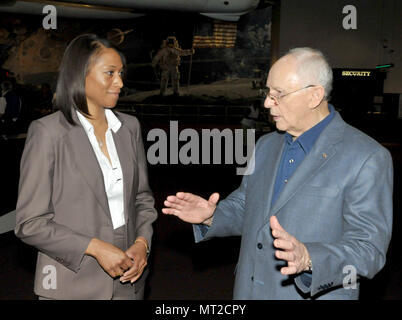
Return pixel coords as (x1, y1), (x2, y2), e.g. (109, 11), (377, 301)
(322, 153), (327, 158)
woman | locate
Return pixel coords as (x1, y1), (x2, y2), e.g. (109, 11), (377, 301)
(14, 34), (157, 300)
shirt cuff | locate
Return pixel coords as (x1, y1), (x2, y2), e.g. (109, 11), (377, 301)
(193, 224), (210, 243)
(294, 272), (313, 294)
(300, 272), (312, 287)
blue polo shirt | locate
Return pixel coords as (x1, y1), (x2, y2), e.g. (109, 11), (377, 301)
(271, 104), (335, 206)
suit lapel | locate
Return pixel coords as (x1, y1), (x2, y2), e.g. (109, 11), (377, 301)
(62, 110), (135, 223)
(259, 133), (286, 218)
(269, 112), (345, 217)
(112, 124), (135, 222)
(67, 120), (111, 220)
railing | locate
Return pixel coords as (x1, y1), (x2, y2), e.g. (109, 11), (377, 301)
(116, 102), (251, 124)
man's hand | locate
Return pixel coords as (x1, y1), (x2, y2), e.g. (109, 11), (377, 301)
(270, 216), (311, 275)
(120, 237), (148, 284)
(85, 238), (133, 278)
(162, 192), (219, 226)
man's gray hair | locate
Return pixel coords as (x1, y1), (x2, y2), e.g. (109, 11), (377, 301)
(287, 47), (333, 100)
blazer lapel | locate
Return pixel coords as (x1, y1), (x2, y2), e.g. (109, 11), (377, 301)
(269, 112), (346, 217)
(112, 124), (135, 222)
(259, 133), (286, 218)
(64, 111), (136, 224)
(66, 118), (111, 220)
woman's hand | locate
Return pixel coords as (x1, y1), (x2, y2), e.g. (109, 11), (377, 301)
(85, 238), (133, 278)
(119, 237), (149, 284)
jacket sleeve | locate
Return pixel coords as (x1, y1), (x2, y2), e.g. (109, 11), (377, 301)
(193, 175), (249, 243)
(132, 118), (158, 250)
(14, 120), (92, 273)
(295, 147), (394, 297)
(193, 135), (261, 242)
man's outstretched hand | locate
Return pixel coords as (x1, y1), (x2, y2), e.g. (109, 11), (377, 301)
(162, 192), (219, 226)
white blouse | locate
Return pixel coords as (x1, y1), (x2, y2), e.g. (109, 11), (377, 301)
(76, 109), (125, 229)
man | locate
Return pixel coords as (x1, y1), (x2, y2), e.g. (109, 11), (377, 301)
(0, 81), (21, 121)
(151, 36), (194, 96)
(0, 81), (21, 134)
(162, 47), (393, 299)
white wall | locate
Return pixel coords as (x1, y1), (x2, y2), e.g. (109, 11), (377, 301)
(277, 0), (401, 93)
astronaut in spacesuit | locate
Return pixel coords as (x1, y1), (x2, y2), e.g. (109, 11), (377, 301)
(152, 36), (194, 96)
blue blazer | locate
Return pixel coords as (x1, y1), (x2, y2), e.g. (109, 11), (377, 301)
(195, 110), (393, 299)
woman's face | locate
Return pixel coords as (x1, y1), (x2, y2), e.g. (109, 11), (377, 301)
(85, 47), (124, 112)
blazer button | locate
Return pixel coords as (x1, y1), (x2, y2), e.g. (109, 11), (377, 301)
(257, 243), (263, 249)
(251, 276), (254, 282)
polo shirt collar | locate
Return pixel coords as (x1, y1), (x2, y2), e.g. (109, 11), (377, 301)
(285, 104), (335, 154)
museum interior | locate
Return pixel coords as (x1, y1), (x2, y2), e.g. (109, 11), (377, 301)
(0, 0), (400, 301)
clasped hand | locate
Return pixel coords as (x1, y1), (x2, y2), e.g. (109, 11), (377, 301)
(86, 238), (148, 283)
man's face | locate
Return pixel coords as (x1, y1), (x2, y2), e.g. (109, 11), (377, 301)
(264, 55), (313, 137)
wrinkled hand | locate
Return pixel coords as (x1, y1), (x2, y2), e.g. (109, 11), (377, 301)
(270, 216), (311, 275)
(85, 238), (133, 278)
(162, 192), (219, 226)
(120, 237), (148, 284)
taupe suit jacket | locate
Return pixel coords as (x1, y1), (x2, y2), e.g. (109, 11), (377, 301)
(15, 110), (157, 299)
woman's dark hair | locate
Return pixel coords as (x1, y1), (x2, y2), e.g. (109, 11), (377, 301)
(55, 33), (126, 125)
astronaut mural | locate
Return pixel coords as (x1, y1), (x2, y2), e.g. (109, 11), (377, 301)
(152, 36), (195, 96)
(0, 2), (272, 88)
